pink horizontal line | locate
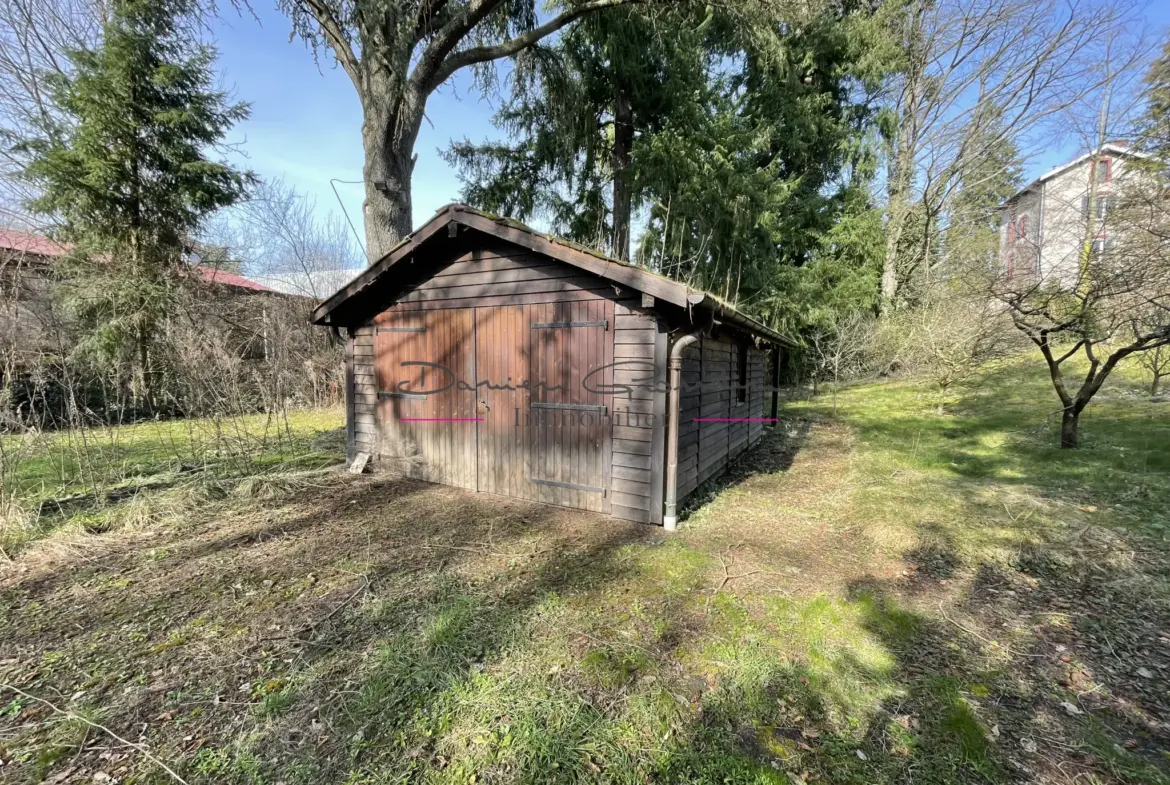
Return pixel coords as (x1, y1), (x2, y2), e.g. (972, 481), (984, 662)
(400, 417), (483, 422)
(693, 418), (779, 422)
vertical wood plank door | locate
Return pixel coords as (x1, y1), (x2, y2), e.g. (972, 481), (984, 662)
(373, 308), (477, 489)
(525, 299), (613, 513)
(473, 301), (612, 513)
(473, 305), (530, 501)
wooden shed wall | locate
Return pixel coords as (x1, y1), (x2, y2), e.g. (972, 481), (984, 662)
(676, 336), (769, 502)
(608, 303), (666, 524)
(342, 241), (665, 525)
(350, 325), (376, 461)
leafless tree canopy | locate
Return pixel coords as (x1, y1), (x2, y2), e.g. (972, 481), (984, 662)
(880, 0), (1140, 307)
(0, 0), (106, 210)
(203, 178), (363, 299)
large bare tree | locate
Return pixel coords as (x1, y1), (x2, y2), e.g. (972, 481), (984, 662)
(0, 0), (105, 210)
(276, 0), (643, 262)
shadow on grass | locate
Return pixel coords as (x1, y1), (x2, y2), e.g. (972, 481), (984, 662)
(4, 387), (1169, 784)
(843, 534), (1170, 785)
(836, 362), (1169, 512)
(678, 417), (813, 522)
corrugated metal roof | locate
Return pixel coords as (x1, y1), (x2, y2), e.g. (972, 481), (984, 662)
(0, 228), (68, 258)
(191, 266), (276, 293)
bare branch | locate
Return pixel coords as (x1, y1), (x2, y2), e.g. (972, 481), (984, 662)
(423, 0), (635, 92)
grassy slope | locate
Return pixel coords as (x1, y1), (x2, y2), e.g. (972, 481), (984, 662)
(0, 359), (1167, 784)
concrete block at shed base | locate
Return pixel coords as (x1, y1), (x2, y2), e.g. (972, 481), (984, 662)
(348, 452), (371, 474)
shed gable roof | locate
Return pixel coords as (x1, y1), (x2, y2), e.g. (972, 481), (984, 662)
(312, 204), (792, 346)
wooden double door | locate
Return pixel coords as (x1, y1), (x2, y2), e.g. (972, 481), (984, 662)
(373, 300), (614, 512)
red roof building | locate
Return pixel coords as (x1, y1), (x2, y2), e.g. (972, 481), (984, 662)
(0, 228), (276, 293)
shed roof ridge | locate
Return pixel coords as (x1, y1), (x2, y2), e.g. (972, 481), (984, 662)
(313, 202), (794, 347)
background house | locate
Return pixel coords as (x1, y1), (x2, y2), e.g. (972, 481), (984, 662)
(999, 142), (1148, 287)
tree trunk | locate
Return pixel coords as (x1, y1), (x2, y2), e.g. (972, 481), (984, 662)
(362, 108), (419, 264)
(1152, 373), (1162, 396)
(881, 161), (912, 311)
(1060, 407), (1079, 449)
(611, 91), (634, 261)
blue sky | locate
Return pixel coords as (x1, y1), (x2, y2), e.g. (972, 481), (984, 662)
(210, 4), (1170, 257)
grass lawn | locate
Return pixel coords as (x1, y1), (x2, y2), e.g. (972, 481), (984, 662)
(1, 359), (1168, 784)
(0, 408), (345, 555)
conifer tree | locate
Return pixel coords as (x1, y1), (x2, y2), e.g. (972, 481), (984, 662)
(448, 0), (891, 311)
(444, 6), (704, 260)
(19, 0), (253, 408)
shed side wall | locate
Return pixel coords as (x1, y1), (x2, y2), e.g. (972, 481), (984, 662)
(351, 325), (376, 458)
(677, 335), (770, 503)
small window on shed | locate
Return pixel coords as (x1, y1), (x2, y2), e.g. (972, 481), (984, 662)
(737, 342), (748, 404)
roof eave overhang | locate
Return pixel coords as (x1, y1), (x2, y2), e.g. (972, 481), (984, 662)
(311, 204), (794, 348)
(312, 205), (697, 326)
(686, 293), (796, 348)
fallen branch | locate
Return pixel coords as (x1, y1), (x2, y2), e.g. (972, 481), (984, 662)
(313, 575), (370, 630)
(0, 684), (189, 784)
(713, 543), (780, 590)
(267, 575), (371, 645)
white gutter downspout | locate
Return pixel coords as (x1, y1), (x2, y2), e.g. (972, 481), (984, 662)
(663, 332), (702, 531)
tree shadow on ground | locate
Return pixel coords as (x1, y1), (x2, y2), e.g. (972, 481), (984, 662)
(678, 416), (812, 522)
(0, 471), (668, 782)
(840, 517), (1170, 785)
(4, 406), (1169, 784)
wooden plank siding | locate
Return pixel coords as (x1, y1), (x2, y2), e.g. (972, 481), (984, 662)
(391, 246), (617, 311)
(357, 243), (657, 525)
(675, 335), (770, 505)
(608, 302), (665, 524)
(351, 325), (376, 460)
(340, 232), (778, 528)
(371, 308), (478, 489)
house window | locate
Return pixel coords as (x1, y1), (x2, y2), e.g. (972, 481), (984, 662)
(1096, 196), (1111, 220)
(1095, 158), (1112, 183)
(1006, 252), (1015, 279)
(1007, 216), (1016, 243)
(1092, 236), (1113, 255)
(1018, 215), (1027, 240)
(1081, 196), (1112, 223)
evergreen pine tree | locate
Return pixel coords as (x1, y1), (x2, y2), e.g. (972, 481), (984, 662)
(945, 109), (1024, 279)
(444, 6), (705, 260)
(1140, 37), (1170, 160)
(19, 0), (252, 408)
(448, 0), (892, 321)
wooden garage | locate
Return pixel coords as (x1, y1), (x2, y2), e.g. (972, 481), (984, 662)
(312, 204), (792, 528)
